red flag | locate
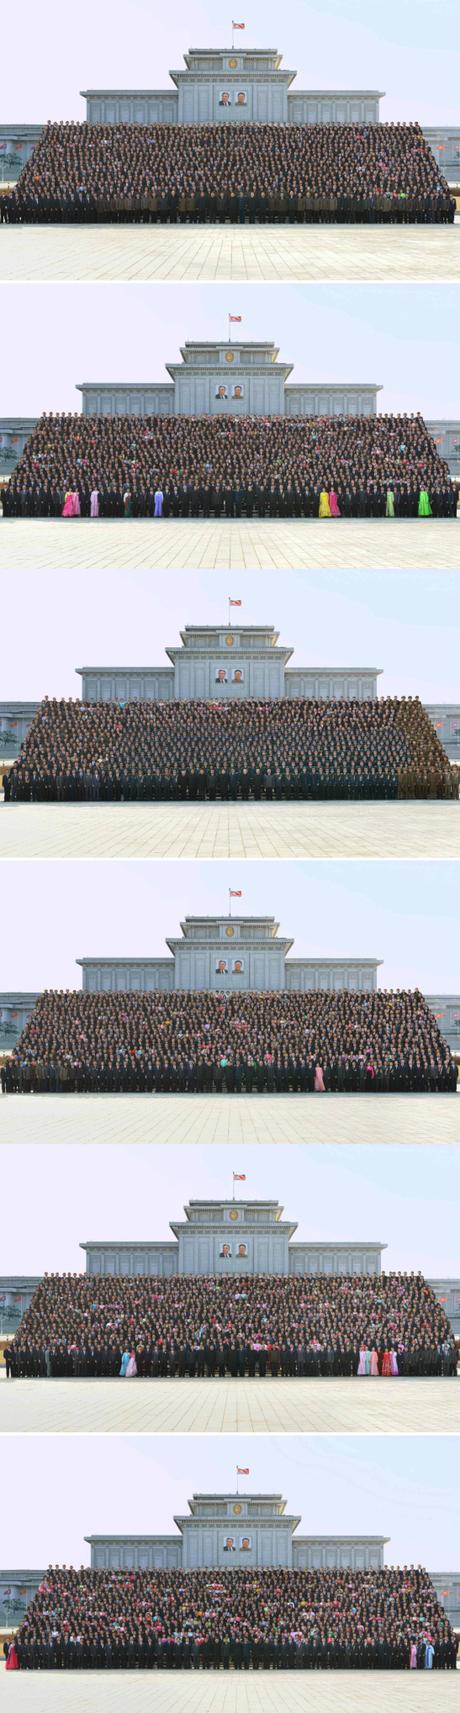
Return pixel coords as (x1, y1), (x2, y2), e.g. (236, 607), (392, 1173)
(229, 889), (242, 897)
(233, 1172), (246, 1180)
(237, 1466), (250, 1474)
(229, 598), (242, 606)
(229, 315), (242, 322)
(232, 21), (245, 28)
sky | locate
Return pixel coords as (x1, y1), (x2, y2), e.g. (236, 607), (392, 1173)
(1, 568), (459, 704)
(1, 860), (459, 990)
(1, 284), (459, 418)
(1, 1142), (460, 1276)
(1, 1435), (459, 1567)
(2, 0), (460, 124)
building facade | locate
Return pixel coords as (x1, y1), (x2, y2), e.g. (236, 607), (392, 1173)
(77, 624), (382, 703)
(82, 49), (383, 127)
(85, 1492), (388, 1572)
(2, 1528), (459, 1627)
(77, 913), (382, 995)
(80, 1196), (386, 1279)
(77, 340), (381, 420)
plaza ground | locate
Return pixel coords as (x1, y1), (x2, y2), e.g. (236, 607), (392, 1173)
(0, 221), (459, 283)
(0, 1669), (458, 1712)
(1, 798), (458, 860)
(0, 1093), (458, 1146)
(0, 518), (458, 572)
(0, 1373), (458, 1436)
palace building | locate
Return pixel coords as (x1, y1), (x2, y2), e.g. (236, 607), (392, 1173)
(1, 907), (459, 1053)
(0, 1493), (459, 1630)
(1, 618), (459, 755)
(1, 337), (458, 484)
(1, 42), (459, 183)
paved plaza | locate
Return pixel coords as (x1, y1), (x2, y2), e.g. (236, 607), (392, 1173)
(0, 1671), (457, 1713)
(0, 1374), (458, 1436)
(0, 518), (457, 572)
(1, 798), (459, 861)
(0, 221), (459, 283)
(0, 1094), (457, 1147)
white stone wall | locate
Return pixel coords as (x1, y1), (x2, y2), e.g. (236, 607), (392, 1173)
(85, 94), (177, 123)
(286, 962), (378, 993)
(79, 386), (174, 417)
(285, 386), (378, 417)
(285, 671), (378, 700)
(173, 362), (286, 417)
(293, 1539), (385, 1570)
(182, 1519), (295, 1570)
(177, 76), (290, 125)
(90, 1539), (182, 1571)
(174, 650), (286, 699)
(289, 1246), (382, 1276)
(288, 94), (380, 123)
(84, 1244), (178, 1277)
(80, 961), (174, 993)
(80, 670), (174, 702)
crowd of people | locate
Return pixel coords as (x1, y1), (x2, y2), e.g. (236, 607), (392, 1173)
(4, 695), (455, 804)
(1, 121), (455, 225)
(11, 1565), (458, 1670)
(3, 410), (455, 519)
(3, 988), (456, 1094)
(6, 1269), (456, 1380)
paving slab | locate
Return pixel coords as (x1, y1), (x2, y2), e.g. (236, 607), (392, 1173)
(0, 518), (457, 573)
(0, 1093), (457, 1147)
(0, 221), (459, 282)
(0, 1374), (458, 1436)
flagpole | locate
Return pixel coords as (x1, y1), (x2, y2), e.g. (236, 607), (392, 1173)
(228, 311), (231, 345)
(236, 1465), (239, 1495)
(232, 1173), (235, 1202)
(229, 885), (232, 918)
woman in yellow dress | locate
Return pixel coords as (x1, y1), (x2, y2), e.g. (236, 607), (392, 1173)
(319, 489), (331, 518)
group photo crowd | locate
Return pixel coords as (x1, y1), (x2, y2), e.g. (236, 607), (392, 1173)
(2, 988), (456, 1094)
(5, 1268), (456, 1381)
(0, 121), (455, 226)
(7, 1566), (457, 1671)
(4, 695), (455, 804)
(2, 411), (455, 519)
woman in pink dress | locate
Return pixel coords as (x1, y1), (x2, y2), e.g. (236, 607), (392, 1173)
(62, 489), (74, 517)
(72, 488), (81, 516)
(370, 1348), (379, 1376)
(314, 1063), (325, 1092)
(329, 490), (341, 517)
(390, 1348), (399, 1376)
(5, 1643), (19, 1670)
(410, 1642), (418, 1669)
(126, 1349), (137, 1378)
(382, 1349), (391, 1376)
(357, 1346), (367, 1376)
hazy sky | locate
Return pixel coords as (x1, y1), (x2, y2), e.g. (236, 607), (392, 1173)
(2, 860), (458, 989)
(2, 1142), (460, 1276)
(1, 1436), (459, 1567)
(2, 0), (460, 124)
(1, 285), (459, 417)
(1, 568), (459, 703)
